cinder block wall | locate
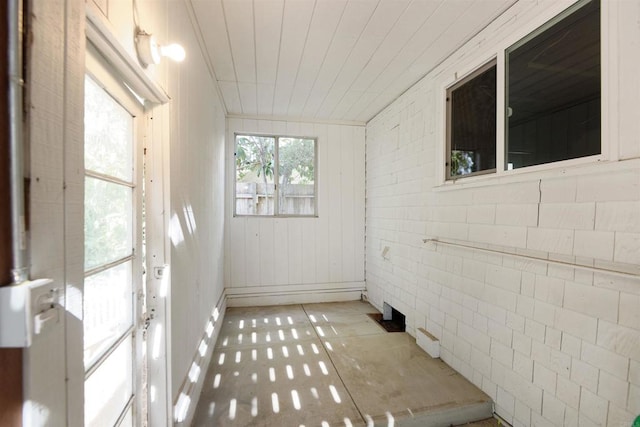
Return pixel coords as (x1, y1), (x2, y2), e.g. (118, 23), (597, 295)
(365, 1), (640, 425)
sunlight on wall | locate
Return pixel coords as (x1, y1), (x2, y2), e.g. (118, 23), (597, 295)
(169, 205), (199, 248)
(152, 323), (162, 360)
(174, 392), (190, 423)
(159, 264), (170, 298)
(183, 206), (197, 235)
(188, 362), (201, 383)
(205, 321), (214, 338)
(198, 339), (208, 357)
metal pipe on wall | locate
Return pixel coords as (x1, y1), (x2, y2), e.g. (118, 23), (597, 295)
(8, 0), (28, 284)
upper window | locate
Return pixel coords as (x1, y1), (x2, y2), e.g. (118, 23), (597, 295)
(506, 0), (600, 169)
(446, 0), (600, 180)
(447, 60), (497, 179)
(235, 134), (317, 217)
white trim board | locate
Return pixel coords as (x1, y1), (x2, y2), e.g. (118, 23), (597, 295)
(173, 290), (227, 426)
(226, 282), (366, 307)
(85, 3), (169, 105)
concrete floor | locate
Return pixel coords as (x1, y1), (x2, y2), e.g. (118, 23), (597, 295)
(192, 301), (493, 426)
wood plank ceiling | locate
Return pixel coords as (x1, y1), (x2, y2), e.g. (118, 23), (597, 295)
(190, 0), (517, 123)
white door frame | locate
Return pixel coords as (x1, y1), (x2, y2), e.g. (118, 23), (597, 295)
(84, 8), (173, 423)
(144, 100), (173, 427)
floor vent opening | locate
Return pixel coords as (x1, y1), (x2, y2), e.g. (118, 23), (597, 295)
(368, 302), (405, 332)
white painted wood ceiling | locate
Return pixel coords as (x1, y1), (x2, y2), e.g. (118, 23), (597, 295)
(190, 0), (517, 123)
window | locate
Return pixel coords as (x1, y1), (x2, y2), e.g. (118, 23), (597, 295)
(235, 134), (317, 216)
(446, 0), (600, 180)
(506, 0), (600, 169)
(447, 60), (497, 179)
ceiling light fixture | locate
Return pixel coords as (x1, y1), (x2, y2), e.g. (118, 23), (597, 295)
(136, 31), (186, 67)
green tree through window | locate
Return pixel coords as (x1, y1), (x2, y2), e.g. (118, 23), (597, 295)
(235, 134), (316, 216)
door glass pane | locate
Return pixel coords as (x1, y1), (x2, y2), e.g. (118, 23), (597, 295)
(235, 135), (275, 215)
(84, 75), (134, 182)
(84, 69), (139, 427)
(85, 177), (133, 270)
(84, 261), (133, 369)
(85, 335), (133, 427)
(278, 137), (316, 215)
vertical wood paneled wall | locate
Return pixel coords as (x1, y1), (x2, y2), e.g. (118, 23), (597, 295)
(26, 0), (85, 425)
(166, 1), (227, 414)
(225, 119), (365, 304)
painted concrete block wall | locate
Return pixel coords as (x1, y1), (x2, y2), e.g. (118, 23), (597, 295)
(365, 1), (640, 426)
(225, 119), (365, 305)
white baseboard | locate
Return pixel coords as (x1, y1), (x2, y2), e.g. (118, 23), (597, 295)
(173, 290), (227, 426)
(225, 281), (365, 307)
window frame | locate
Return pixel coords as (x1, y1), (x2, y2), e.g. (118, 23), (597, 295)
(441, 0), (606, 185)
(445, 58), (498, 180)
(233, 132), (319, 218)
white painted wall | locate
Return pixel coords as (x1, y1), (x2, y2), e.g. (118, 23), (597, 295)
(28, 1), (85, 425)
(27, 0), (226, 425)
(366, 1), (640, 426)
(164, 2), (226, 424)
(225, 119), (365, 306)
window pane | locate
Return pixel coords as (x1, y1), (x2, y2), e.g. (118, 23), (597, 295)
(278, 137), (316, 215)
(85, 334), (133, 427)
(84, 75), (134, 182)
(85, 177), (133, 270)
(84, 261), (133, 369)
(235, 135), (275, 215)
(506, 0), (600, 169)
(448, 63), (497, 178)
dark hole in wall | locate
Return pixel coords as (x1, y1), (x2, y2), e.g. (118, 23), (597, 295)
(368, 307), (406, 333)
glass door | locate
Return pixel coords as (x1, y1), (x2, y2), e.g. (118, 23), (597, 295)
(83, 71), (143, 427)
